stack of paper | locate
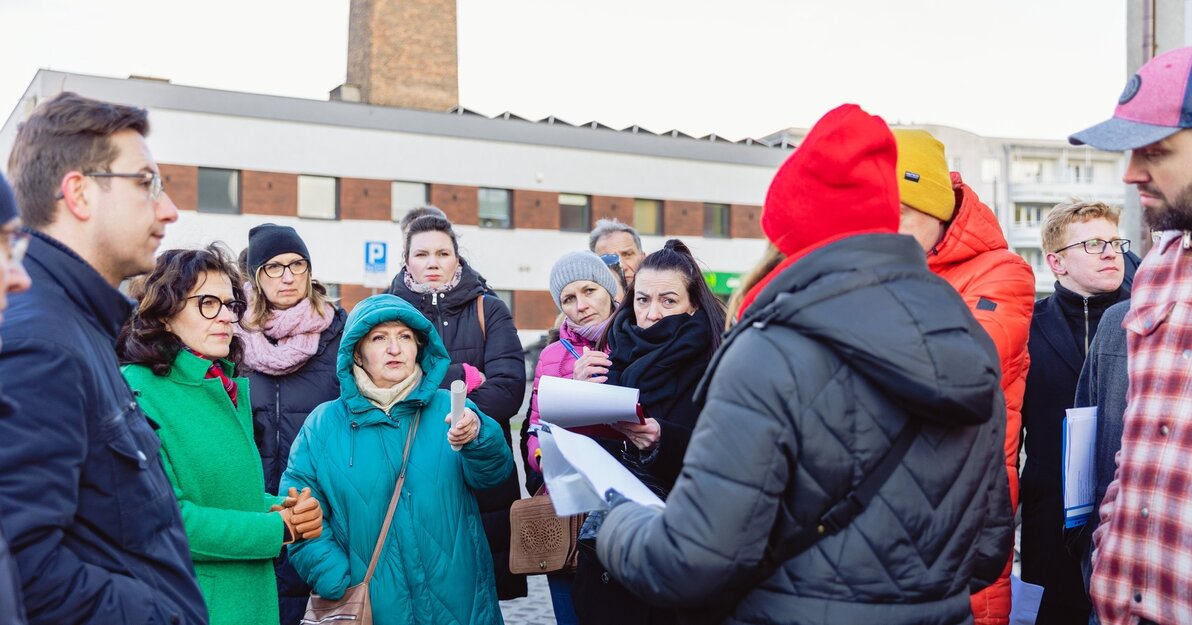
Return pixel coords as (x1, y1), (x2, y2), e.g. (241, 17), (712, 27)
(537, 421), (665, 516)
(1062, 406), (1098, 528)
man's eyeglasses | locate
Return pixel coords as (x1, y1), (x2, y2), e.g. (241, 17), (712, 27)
(260, 259), (310, 279)
(83, 171), (164, 202)
(186, 295), (248, 322)
(3, 230), (30, 265)
(1053, 238), (1131, 255)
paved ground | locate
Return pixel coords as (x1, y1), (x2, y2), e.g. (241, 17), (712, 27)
(500, 574), (555, 625)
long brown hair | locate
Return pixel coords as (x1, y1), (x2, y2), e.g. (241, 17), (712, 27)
(118, 243), (246, 376)
(725, 243), (786, 329)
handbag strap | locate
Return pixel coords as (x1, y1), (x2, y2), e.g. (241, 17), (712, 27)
(363, 410), (421, 585)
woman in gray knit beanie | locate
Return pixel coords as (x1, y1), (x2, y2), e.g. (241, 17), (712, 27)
(525, 249), (619, 625)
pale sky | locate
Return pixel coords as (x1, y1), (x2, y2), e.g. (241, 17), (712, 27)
(0, 0), (1127, 142)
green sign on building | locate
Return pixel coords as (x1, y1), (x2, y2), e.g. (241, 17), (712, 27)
(703, 271), (742, 296)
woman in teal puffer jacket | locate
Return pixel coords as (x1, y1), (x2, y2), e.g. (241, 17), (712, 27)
(281, 294), (513, 625)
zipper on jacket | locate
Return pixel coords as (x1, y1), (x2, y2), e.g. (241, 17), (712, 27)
(350, 421), (359, 467)
(1083, 296), (1090, 356)
(274, 383), (282, 481)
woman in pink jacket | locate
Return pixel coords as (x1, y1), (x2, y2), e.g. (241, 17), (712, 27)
(524, 250), (620, 625)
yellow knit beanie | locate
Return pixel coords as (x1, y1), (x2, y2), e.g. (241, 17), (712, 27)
(894, 129), (955, 222)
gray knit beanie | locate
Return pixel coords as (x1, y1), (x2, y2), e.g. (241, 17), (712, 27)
(549, 251), (619, 311)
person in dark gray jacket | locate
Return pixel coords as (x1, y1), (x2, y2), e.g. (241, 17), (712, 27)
(596, 104), (1012, 625)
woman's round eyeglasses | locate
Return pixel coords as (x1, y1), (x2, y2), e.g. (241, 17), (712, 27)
(260, 259), (310, 279)
(186, 295), (248, 322)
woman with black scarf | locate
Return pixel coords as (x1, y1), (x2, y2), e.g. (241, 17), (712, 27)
(570, 239), (726, 625)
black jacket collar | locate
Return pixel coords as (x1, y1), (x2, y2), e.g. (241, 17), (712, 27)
(23, 230), (133, 340)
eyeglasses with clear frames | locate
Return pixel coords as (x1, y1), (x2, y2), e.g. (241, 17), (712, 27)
(83, 171), (164, 202)
(3, 229), (30, 265)
(1053, 238), (1131, 255)
(186, 295), (248, 322)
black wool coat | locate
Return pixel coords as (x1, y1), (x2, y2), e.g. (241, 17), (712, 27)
(1019, 283), (1128, 623)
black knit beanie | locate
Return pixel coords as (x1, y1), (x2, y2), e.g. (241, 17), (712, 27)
(247, 223), (310, 271)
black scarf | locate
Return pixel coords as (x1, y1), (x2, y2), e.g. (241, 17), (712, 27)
(605, 306), (713, 430)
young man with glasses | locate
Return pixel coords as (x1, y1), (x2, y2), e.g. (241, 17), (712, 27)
(0, 92), (206, 625)
(1019, 200), (1131, 625)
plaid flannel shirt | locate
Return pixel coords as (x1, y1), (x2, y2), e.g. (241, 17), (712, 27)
(1091, 230), (1192, 625)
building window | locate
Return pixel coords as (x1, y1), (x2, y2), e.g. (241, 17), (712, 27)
(197, 168), (239, 214)
(559, 194), (590, 232)
(633, 199), (662, 235)
(320, 282), (341, 300)
(391, 181), (429, 223)
(1014, 247), (1045, 272)
(1014, 203), (1051, 227)
(478, 188), (512, 229)
(1069, 163), (1094, 184)
(704, 203), (729, 238)
(297, 175), (338, 220)
(492, 290), (514, 317)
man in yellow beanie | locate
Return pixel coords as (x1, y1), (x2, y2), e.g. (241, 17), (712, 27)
(894, 128), (1035, 625)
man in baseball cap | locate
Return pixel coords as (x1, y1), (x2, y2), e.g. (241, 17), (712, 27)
(1072, 46), (1192, 625)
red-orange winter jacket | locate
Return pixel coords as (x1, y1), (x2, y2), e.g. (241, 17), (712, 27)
(927, 173), (1034, 625)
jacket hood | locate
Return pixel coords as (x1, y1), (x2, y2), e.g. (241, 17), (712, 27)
(336, 294), (451, 420)
(719, 234), (999, 427)
(928, 173), (1008, 267)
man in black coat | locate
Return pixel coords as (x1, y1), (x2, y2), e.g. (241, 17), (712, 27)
(1020, 201), (1134, 625)
(0, 93), (206, 625)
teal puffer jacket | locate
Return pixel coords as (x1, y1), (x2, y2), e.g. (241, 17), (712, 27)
(281, 294), (513, 625)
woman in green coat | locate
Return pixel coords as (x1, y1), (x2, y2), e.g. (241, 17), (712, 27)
(118, 244), (324, 625)
(281, 294), (513, 625)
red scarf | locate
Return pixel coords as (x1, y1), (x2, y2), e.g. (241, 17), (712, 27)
(186, 348), (238, 407)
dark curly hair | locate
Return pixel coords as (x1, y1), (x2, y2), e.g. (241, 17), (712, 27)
(118, 243), (246, 376)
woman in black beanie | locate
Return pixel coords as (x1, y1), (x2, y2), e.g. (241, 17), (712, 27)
(236, 223), (346, 625)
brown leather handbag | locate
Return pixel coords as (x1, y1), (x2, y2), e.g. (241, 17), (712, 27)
(508, 487), (586, 575)
(301, 411), (420, 625)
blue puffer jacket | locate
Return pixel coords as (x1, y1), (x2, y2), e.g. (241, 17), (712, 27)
(281, 294), (512, 625)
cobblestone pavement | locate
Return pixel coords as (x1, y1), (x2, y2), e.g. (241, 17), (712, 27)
(500, 574), (555, 625)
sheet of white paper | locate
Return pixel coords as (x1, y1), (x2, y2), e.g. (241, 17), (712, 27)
(538, 421), (665, 516)
(537, 375), (640, 428)
(1009, 574), (1044, 625)
(1063, 406), (1098, 528)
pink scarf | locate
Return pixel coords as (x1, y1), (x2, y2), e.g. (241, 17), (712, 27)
(237, 288), (335, 376)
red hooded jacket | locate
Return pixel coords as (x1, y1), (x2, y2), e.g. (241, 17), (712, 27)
(928, 173), (1034, 625)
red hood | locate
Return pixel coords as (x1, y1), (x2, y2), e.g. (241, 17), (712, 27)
(928, 172), (1010, 269)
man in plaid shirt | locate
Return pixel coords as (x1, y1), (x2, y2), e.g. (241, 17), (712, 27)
(1069, 45), (1192, 625)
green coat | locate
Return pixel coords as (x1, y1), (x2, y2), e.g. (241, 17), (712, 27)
(123, 351), (284, 625)
(281, 294), (513, 625)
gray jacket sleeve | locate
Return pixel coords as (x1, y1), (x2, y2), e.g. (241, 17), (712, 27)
(596, 332), (794, 607)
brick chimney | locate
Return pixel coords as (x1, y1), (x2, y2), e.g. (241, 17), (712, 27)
(344, 0), (459, 111)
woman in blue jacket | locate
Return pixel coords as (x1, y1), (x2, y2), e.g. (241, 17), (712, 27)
(281, 294), (513, 625)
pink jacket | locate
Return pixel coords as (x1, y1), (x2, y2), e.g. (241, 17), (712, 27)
(526, 323), (604, 473)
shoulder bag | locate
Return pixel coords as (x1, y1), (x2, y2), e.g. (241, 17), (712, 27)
(301, 411), (421, 625)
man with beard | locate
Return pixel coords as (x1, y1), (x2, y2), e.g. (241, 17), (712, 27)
(1069, 45), (1192, 625)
